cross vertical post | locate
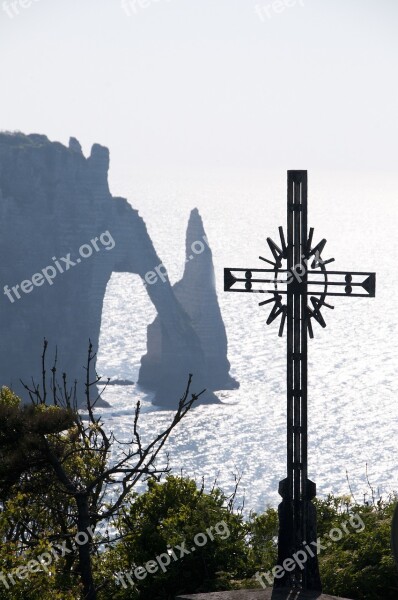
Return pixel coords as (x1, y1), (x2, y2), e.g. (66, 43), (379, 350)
(224, 170), (375, 592)
(277, 171), (321, 589)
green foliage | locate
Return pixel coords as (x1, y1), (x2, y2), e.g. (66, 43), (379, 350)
(246, 493), (398, 599)
(0, 535), (82, 599)
(315, 495), (398, 600)
(0, 351), (203, 600)
(0, 393), (75, 500)
(0, 390), (95, 598)
(1, 383), (397, 599)
(2, 463), (398, 600)
(246, 507), (278, 573)
(103, 476), (250, 599)
(0, 387), (20, 408)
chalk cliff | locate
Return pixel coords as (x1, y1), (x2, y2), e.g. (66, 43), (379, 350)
(0, 132), (237, 407)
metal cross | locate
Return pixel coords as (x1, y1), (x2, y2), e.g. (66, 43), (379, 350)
(224, 170), (375, 591)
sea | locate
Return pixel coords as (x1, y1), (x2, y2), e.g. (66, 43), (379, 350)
(94, 168), (398, 514)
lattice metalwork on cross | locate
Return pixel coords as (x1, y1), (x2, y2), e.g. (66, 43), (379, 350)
(224, 170), (376, 591)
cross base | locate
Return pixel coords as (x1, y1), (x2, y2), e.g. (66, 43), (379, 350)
(276, 496), (321, 591)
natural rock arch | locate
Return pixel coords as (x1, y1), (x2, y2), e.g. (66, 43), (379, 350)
(0, 133), (237, 406)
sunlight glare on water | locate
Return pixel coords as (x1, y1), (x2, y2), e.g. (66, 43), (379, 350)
(97, 169), (398, 512)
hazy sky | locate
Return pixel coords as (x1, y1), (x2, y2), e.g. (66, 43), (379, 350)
(1, 0), (397, 178)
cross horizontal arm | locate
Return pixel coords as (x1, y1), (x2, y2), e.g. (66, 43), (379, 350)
(225, 289), (373, 298)
(224, 268), (376, 298)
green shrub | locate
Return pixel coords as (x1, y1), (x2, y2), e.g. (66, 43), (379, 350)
(315, 495), (398, 599)
(104, 475), (251, 599)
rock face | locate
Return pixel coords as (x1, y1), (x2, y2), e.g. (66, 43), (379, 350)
(139, 208), (238, 404)
(0, 132), (237, 407)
